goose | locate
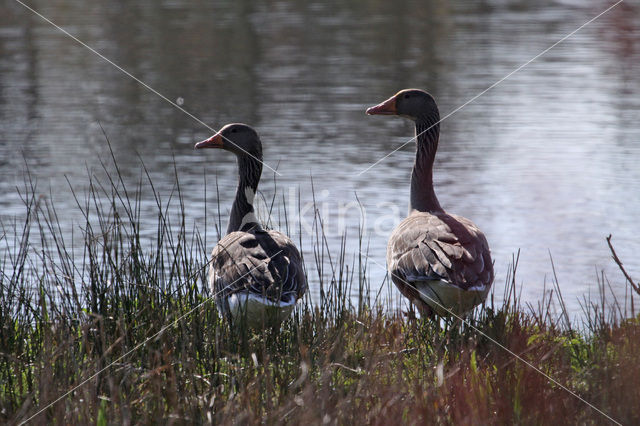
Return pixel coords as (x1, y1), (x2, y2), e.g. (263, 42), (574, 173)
(195, 123), (307, 328)
(367, 89), (493, 317)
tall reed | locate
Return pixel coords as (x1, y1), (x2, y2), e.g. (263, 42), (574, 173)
(1, 152), (638, 424)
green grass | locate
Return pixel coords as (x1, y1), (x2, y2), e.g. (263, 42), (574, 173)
(1, 156), (639, 425)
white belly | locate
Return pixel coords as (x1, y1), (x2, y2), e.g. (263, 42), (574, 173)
(413, 280), (489, 316)
(222, 292), (297, 329)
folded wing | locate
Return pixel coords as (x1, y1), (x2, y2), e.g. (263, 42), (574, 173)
(387, 212), (493, 312)
(210, 229), (307, 304)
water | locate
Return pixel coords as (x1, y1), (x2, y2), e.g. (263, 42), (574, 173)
(1, 0), (639, 316)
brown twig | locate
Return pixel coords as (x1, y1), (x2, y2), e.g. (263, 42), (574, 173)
(606, 234), (640, 296)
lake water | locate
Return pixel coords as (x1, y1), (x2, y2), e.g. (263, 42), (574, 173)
(1, 0), (639, 316)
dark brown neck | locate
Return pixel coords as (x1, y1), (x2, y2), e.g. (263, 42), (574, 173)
(227, 155), (263, 234)
(409, 118), (443, 214)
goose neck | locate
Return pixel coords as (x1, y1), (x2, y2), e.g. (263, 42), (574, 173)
(227, 155), (263, 234)
(409, 119), (442, 214)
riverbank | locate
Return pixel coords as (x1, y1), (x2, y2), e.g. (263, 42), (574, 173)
(1, 166), (638, 425)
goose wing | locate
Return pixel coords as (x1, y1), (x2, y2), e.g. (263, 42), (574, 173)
(387, 212), (493, 304)
(209, 229), (306, 302)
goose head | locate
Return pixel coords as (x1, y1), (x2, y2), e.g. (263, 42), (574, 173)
(195, 123), (262, 159)
(366, 89), (439, 123)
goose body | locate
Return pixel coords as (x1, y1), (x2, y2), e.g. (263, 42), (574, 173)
(368, 89), (494, 317)
(195, 124), (307, 328)
(387, 212), (492, 316)
(210, 229), (305, 327)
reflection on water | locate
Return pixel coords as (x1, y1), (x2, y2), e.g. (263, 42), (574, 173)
(1, 0), (639, 315)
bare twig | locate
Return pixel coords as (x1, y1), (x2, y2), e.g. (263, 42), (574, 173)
(606, 234), (640, 296)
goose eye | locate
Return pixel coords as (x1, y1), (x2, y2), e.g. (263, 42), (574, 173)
(231, 128), (238, 133)
(404, 94), (410, 99)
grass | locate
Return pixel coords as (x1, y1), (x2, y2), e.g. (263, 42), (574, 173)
(1, 153), (639, 425)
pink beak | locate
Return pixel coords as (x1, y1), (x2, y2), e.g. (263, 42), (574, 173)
(366, 96), (397, 115)
(194, 132), (224, 149)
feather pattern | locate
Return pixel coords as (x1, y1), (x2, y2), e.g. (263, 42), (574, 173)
(210, 229), (306, 309)
(387, 212), (494, 313)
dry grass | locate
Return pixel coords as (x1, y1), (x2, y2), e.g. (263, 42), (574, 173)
(1, 158), (639, 425)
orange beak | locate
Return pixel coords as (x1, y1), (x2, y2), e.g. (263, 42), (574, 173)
(366, 95), (397, 115)
(194, 132), (224, 149)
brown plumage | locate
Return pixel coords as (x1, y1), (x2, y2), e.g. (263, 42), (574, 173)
(195, 123), (307, 327)
(210, 229), (306, 307)
(367, 89), (494, 316)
